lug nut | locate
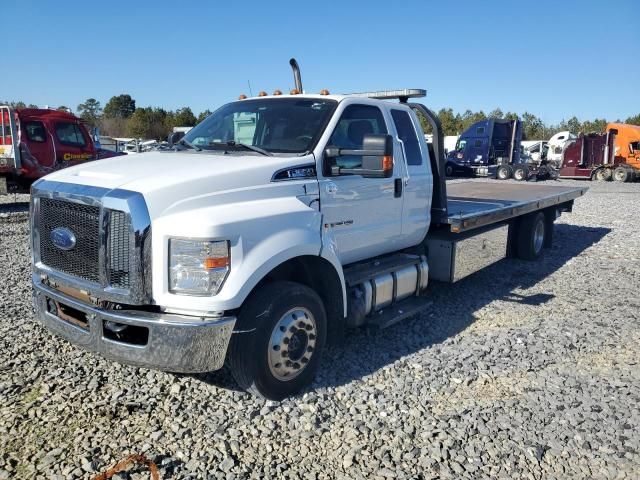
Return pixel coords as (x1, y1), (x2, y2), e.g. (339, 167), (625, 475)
(273, 345), (280, 351)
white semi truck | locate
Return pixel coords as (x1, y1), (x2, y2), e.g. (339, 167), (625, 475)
(30, 60), (586, 399)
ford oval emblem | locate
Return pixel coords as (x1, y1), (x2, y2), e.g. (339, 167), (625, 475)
(50, 227), (77, 251)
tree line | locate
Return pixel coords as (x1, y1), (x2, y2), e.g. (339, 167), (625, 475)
(3, 96), (640, 141)
(418, 108), (640, 140)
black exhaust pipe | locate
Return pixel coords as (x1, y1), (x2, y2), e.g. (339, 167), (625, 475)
(289, 58), (303, 93)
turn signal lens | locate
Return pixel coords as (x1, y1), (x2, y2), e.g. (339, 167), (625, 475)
(238, 94), (247, 100)
(319, 89), (330, 95)
(290, 88), (300, 95)
(169, 239), (230, 296)
(273, 89), (283, 96)
(258, 91), (268, 97)
(204, 257), (230, 269)
(383, 155), (393, 171)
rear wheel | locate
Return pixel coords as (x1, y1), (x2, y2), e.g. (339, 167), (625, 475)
(513, 166), (528, 181)
(496, 165), (511, 180)
(594, 168), (612, 181)
(516, 212), (546, 260)
(613, 166), (632, 183)
(228, 281), (327, 400)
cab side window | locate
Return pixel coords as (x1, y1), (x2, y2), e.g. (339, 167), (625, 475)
(391, 110), (422, 166)
(327, 105), (387, 170)
(55, 122), (87, 147)
(25, 121), (47, 143)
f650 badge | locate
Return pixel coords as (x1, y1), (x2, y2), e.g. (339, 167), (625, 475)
(50, 227), (77, 251)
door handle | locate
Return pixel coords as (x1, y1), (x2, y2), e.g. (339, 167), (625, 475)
(394, 178), (402, 198)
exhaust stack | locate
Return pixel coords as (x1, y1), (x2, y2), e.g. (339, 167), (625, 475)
(289, 58), (303, 93)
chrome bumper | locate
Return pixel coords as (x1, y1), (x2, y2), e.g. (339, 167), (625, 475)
(32, 278), (236, 373)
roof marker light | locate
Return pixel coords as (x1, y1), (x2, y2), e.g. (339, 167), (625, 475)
(290, 89), (300, 95)
(320, 89), (330, 95)
(273, 90), (283, 96)
(258, 91), (268, 97)
(238, 94), (247, 100)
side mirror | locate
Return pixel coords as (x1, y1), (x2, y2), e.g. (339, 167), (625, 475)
(168, 131), (185, 146)
(325, 133), (394, 178)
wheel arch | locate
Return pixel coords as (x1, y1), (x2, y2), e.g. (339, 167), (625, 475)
(243, 255), (346, 344)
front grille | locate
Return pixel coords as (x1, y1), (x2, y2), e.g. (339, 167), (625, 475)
(39, 198), (101, 282)
(108, 210), (130, 288)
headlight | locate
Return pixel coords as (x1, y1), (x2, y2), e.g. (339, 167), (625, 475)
(169, 239), (230, 295)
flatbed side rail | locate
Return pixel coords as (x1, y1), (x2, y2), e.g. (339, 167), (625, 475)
(446, 187), (587, 233)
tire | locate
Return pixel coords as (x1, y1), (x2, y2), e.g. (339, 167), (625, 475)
(445, 163), (454, 177)
(613, 166), (631, 183)
(516, 212), (546, 260)
(513, 166), (528, 181)
(496, 165), (511, 180)
(228, 281), (327, 400)
(594, 168), (612, 181)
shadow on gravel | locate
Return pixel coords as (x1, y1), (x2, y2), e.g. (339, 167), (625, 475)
(197, 224), (610, 394)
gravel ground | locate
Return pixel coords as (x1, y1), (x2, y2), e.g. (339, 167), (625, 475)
(0, 179), (638, 479)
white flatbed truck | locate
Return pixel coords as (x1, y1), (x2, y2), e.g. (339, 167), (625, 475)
(30, 60), (586, 399)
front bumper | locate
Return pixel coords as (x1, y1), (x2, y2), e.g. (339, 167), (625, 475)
(32, 278), (236, 373)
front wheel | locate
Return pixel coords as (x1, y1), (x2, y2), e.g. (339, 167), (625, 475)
(228, 281), (327, 400)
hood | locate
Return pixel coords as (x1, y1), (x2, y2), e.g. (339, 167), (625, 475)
(42, 150), (315, 217)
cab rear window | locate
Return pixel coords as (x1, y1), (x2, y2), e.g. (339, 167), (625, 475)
(25, 121), (47, 143)
(55, 122), (86, 147)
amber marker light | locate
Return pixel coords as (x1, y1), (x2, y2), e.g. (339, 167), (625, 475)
(319, 89), (330, 95)
(383, 155), (394, 171)
(204, 257), (230, 269)
(273, 89), (283, 96)
(258, 91), (268, 97)
(238, 94), (247, 100)
(290, 88), (300, 95)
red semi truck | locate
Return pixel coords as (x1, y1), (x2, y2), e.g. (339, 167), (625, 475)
(558, 124), (640, 182)
(0, 106), (121, 194)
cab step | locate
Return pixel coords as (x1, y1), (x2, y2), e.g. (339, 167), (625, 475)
(366, 295), (432, 330)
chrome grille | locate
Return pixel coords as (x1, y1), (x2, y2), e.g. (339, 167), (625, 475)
(38, 198), (101, 282)
(108, 210), (131, 288)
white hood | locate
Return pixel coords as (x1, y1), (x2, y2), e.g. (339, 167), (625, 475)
(43, 151), (315, 217)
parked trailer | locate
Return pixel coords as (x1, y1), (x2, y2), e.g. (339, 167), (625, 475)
(30, 60), (587, 399)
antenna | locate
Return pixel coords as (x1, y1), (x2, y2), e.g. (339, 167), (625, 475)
(247, 80), (253, 97)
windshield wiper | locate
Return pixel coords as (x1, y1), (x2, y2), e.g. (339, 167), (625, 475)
(178, 137), (201, 151)
(210, 141), (272, 157)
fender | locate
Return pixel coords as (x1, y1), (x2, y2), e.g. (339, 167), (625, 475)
(151, 195), (346, 315)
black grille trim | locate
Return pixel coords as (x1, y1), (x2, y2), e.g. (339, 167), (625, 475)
(108, 210), (131, 288)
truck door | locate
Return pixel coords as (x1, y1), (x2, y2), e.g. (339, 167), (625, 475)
(390, 108), (431, 244)
(53, 120), (93, 165)
(319, 103), (403, 265)
(21, 119), (56, 171)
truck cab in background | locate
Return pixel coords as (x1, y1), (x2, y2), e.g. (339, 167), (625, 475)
(445, 119), (524, 179)
(0, 106), (122, 194)
(559, 123), (640, 182)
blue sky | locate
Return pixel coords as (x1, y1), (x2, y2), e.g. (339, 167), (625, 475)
(2, 0), (638, 124)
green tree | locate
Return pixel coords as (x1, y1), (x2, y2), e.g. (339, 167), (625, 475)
(77, 98), (102, 126)
(172, 107), (197, 127)
(581, 118), (607, 133)
(197, 109), (213, 124)
(437, 108), (462, 135)
(460, 110), (486, 131)
(625, 114), (640, 126)
(127, 107), (170, 139)
(521, 112), (545, 139)
(488, 108), (504, 119)
(104, 94), (136, 119)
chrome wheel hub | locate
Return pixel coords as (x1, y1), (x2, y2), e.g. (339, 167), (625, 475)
(268, 308), (317, 381)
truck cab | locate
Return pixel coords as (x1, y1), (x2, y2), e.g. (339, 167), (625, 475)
(29, 71), (586, 399)
(0, 106), (121, 194)
(445, 119), (522, 178)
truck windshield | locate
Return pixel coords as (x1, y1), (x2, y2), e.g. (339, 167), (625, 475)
(184, 98), (337, 154)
